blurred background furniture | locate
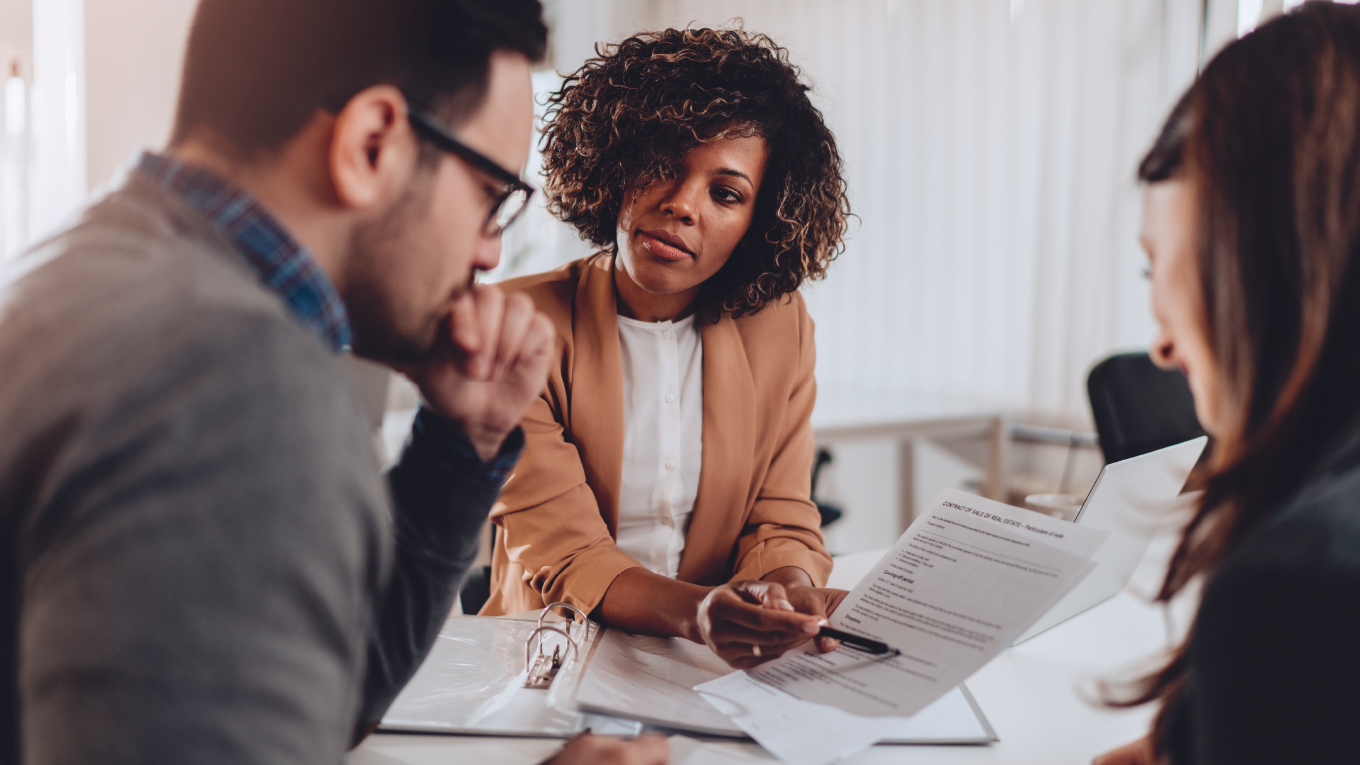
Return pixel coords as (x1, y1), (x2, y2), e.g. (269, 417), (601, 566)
(810, 448), (844, 528)
(459, 531), (494, 615)
(811, 384), (1009, 552)
(1087, 352), (1206, 464)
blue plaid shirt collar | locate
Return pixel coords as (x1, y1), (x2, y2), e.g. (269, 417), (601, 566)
(137, 152), (352, 351)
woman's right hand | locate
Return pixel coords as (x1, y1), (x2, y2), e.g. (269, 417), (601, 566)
(1093, 735), (1156, 765)
(696, 580), (827, 668)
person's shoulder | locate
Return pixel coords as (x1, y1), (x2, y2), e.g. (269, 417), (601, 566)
(10, 176), (290, 328)
(1187, 462), (1360, 765)
(1284, 465), (1360, 566)
(0, 177), (344, 409)
(1219, 454), (1360, 585)
(498, 253), (601, 296)
(1195, 458), (1360, 677)
(706, 293), (814, 398)
(497, 253), (610, 331)
(4, 207), (373, 487)
(726, 290), (813, 350)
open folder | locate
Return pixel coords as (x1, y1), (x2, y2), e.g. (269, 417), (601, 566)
(379, 614), (641, 738)
(380, 613), (996, 745)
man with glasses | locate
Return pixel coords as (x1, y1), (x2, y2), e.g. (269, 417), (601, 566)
(407, 106), (537, 235)
(0, 1), (665, 764)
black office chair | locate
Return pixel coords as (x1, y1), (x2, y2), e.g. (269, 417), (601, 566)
(811, 448), (843, 527)
(1087, 352), (1206, 464)
(459, 526), (494, 615)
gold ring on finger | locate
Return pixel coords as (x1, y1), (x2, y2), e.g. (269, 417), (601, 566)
(752, 644), (763, 658)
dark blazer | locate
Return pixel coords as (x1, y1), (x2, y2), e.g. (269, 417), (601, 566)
(1161, 424), (1360, 764)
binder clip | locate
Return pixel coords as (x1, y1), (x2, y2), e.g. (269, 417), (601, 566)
(522, 602), (591, 690)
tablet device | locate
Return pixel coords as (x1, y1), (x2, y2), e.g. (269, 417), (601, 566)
(1011, 436), (1207, 645)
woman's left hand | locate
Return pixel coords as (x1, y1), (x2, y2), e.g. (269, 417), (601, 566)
(783, 585), (850, 653)
(696, 580), (850, 668)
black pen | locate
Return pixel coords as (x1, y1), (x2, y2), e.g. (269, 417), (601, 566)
(819, 626), (900, 656)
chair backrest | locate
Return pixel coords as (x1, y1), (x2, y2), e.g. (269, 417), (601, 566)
(1087, 352), (1205, 464)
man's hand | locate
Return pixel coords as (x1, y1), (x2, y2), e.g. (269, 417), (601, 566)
(546, 733), (668, 765)
(696, 580), (849, 668)
(405, 285), (554, 460)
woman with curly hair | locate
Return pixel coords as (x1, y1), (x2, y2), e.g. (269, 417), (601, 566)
(478, 27), (852, 667)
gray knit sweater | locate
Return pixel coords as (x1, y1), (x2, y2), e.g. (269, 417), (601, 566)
(0, 174), (507, 764)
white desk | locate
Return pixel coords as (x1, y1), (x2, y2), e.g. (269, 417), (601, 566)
(349, 535), (1185, 765)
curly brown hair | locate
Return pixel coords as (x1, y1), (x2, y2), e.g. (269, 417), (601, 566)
(540, 27), (851, 321)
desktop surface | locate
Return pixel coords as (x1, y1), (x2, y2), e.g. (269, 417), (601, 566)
(349, 533), (1187, 765)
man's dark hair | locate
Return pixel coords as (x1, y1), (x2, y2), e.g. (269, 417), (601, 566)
(172, 0), (547, 155)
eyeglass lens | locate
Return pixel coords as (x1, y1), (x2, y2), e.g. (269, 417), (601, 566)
(491, 187), (531, 234)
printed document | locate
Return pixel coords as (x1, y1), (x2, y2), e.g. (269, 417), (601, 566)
(574, 629), (993, 742)
(696, 488), (1109, 765)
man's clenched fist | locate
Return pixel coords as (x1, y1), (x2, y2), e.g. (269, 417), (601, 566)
(406, 284), (554, 459)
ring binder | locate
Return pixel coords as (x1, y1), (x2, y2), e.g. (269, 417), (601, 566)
(380, 613), (994, 743)
(523, 602), (593, 690)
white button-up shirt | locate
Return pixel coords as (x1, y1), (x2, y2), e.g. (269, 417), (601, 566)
(615, 313), (703, 578)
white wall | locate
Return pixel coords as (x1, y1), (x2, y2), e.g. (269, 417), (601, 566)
(47, 0), (1230, 552)
(0, 0), (31, 66)
(545, 0), (1205, 427)
(0, 0), (33, 257)
(66, 1), (1206, 425)
(43, 1), (1331, 424)
(83, 0), (195, 192)
(30, 0), (85, 240)
(533, 1), (1209, 550)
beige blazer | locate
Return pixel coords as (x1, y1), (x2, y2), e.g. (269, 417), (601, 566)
(481, 253), (832, 616)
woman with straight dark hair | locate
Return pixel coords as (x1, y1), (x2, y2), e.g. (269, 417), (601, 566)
(1096, 4), (1360, 764)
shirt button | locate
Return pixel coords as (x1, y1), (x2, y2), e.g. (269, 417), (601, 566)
(662, 330), (672, 340)
(665, 460), (675, 471)
(665, 393), (675, 404)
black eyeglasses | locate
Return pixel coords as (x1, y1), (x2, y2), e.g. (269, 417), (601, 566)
(407, 105), (535, 236)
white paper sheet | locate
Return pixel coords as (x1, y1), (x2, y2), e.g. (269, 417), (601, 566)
(575, 629), (993, 744)
(697, 675), (899, 765)
(696, 488), (1109, 764)
(577, 631), (740, 736)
